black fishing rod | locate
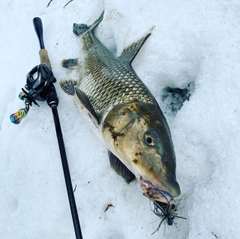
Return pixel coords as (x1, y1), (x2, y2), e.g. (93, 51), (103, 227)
(10, 18), (83, 239)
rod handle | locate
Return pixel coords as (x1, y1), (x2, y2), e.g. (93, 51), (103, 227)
(39, 49), (51, 67)
(33, 17), (51, 67)
(33, 17), (45, 49)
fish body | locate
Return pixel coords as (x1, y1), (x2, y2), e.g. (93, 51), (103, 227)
(60, 12), (180, 203)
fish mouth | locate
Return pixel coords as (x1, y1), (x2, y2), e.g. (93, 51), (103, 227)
(140, 176), (174, 204)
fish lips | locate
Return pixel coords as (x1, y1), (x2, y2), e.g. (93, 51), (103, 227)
(140, 176), (177, 204)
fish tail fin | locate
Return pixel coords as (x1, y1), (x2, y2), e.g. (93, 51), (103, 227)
(73, 11), (104, 36)
(119, 31), (152, 64)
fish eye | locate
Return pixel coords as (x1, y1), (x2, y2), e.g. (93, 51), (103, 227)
(146, 137), (152, 144)
(144, 130), (159, 146)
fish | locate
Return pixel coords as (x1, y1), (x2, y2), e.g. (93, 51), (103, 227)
(59, 11), (181, 204)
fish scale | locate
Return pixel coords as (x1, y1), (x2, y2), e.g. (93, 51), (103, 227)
(79, 51), (155, 113)
(75, 25), (155, 112)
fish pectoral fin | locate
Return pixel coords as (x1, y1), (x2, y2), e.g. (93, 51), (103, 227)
(119, 32), (151, 64)
(59, 79), (77, 95)
(73, 11), (104, 36)
(108, 151), (136, 184)
(62, 58), (79, 69)
(75, 87), (100, 125)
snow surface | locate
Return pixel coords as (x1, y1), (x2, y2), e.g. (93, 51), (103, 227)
(1, 0), (240, 238)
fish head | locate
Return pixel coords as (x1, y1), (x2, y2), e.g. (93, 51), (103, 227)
(103, 102), (181, 203)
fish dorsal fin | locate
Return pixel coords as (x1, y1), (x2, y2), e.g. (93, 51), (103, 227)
(59, 79), (77, 95)
(108, 151), (136, 184)
(119, 32), (151, 64)
(74, 87), (100, 125)
(73, 11), (104, 36)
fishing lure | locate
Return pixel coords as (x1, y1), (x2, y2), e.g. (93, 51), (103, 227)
(152, 200), (187, 234)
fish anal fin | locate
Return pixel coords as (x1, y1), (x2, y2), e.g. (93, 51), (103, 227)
(119, 32), (151, 64)
(62, 58), (79, 69)
(108, 151), (136, 184)
(74, 87), (100, 125)
(59, 79), (77, 95)
(73, 11), (104, 36)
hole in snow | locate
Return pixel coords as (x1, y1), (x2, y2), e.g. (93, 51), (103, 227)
(162, 81), (195, 115)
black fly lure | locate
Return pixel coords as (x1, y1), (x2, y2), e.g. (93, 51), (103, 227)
(151, 200), (187, 234)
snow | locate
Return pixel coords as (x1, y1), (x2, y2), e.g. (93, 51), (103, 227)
(1, 0), (240, 238)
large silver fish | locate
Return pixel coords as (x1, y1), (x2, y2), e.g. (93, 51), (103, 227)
(60, 12), (180, 203)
